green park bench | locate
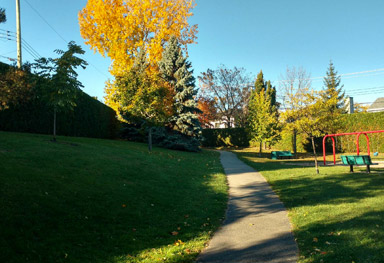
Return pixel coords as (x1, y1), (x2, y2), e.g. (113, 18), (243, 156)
(271, 151), (293, 160)
(340, 155), (377, 173)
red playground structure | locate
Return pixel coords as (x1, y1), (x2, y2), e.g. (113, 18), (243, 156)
(323, 130), (384, 165)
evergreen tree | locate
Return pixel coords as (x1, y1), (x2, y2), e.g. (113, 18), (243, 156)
(254, 70), (266, 93)
(323, 61), (346, 111)
(266, 80), (277, 112)
(0, 8), (6, 24)
(265, 80), (281, 146)
(158, 36), (202, 151)
(322, 61), (346, 134)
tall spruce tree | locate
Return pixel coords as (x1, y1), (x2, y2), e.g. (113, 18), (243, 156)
(322, 61), (346, 135)
(323, 61), (346, 111)
(158, 36), (202, 152)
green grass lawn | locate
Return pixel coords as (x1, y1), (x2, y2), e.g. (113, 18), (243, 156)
(0, 131), (228, 263)
(234, 149), (384, 263)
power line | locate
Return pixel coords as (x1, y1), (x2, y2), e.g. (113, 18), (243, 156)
(0, 54), (16, 62)
(22, 0), (68, 43)
(0, 30), (41, 58)
(275, 67), (384, 84)
(0, 34), (41, 60)
(20, 0), (110, 79)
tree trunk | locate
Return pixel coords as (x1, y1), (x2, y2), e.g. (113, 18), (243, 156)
(53, 108), (57, 142)
(311, 136), (319, 174)
(259, 141), (262, 156)
(292, 129), (297, 157)
(148, 127), (152, 152)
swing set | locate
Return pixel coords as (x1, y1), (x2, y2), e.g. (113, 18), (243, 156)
(322, 130), (384, 165)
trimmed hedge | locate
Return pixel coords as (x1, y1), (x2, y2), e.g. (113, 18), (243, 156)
(201, 128), (249, 147)
(0, 62), (119, 139)
(337, 112), (384, 153)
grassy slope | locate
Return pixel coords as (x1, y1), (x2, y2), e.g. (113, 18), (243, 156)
(235, 149), (384, 263)
(0, 132), (228, 263)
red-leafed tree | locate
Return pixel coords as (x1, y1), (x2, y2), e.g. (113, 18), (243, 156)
(197, 97), (216, 128)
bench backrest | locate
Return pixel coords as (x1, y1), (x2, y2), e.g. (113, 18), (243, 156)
(341, 155), (372, 165)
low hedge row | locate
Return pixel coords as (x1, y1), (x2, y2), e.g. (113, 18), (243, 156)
(0, 62), (119, 139)
(201, 128), (249, 147)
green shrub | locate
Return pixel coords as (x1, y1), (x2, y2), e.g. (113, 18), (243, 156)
(201, 128), (249, 147)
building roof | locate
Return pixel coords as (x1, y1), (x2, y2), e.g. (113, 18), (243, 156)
(368, 97), (384, 112)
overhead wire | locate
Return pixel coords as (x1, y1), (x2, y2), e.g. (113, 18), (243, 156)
(22, 0), (68, 43)
(0, 34), (41, 60)
(0, 29), (42, 59)
(21, 0), (110, 79)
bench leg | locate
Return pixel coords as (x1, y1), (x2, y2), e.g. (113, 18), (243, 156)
(350, 165), (354, 173)
(367, 165), (371, 173)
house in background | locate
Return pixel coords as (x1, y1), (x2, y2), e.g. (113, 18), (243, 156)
(209, 117), (235, 129)
(367, 97), (384, 113)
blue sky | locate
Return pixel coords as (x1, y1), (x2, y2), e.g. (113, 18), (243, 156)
(1, 0), (384, 106)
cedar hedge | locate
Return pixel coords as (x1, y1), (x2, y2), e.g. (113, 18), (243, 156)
(201, 128), (249, 147)
(338, 112), (384, 153)
(0, 62), (119, 139)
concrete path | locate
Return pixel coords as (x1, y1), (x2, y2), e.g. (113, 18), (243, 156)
(197, 151), (298, 263)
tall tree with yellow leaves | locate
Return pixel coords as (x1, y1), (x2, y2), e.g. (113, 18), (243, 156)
(78, 0), (197, 77)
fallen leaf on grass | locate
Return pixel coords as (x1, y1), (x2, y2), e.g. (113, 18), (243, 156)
(174, 240), (184, 246)
(171, 231), (179, 236)
(313, 237), (318, 242)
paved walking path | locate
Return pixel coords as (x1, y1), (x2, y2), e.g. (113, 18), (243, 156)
(197, 151), (298, 263)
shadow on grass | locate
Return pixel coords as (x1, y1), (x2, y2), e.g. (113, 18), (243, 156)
(234, 150), (384, 262)
(1, 170), (227, 263)
(269, 171), (384, 209)
(295, 210), (384, 262)
(196, 209), (384, 263)
(0, 135), (228, 263)
(197, 232), (297, 263)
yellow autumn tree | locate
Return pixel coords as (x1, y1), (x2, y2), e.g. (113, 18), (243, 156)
(78, 0), (197, 76)
(79, 0), (197, 112)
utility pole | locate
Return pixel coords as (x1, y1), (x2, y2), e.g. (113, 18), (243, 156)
(16, 0), (22, 68)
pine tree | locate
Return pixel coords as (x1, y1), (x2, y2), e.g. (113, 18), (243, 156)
(323, 61), (346, 111)
(158, 36), (202, 151)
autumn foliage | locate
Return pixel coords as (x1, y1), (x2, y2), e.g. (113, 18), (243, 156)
(78, 0), (198, 76)
(197, 97), (216, 128)
(0, 67), (33, 110)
